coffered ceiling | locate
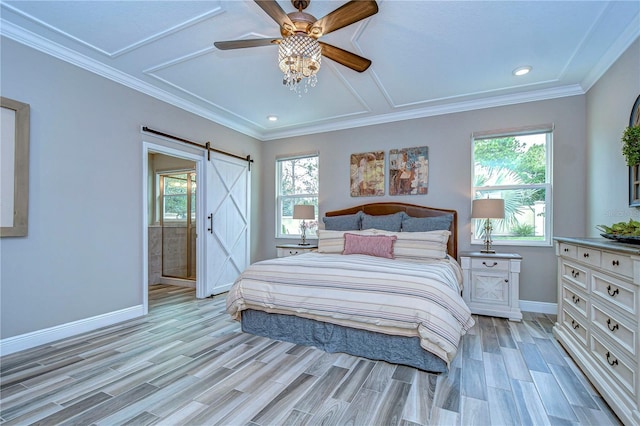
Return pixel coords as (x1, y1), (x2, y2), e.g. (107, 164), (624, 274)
(1, 1), (638, 141)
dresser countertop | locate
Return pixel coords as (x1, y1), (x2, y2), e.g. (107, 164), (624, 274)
(554, 236), (640, 255)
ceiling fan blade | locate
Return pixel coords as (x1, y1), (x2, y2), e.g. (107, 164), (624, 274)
(214, 38), (281, 50)
(311, 0), (378, 37)
(319, 42), (371, 72)
(254, 0), (296, 35)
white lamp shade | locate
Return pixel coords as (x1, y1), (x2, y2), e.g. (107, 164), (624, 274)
(471, 198), (505, 219)
(293, 204), (315, 220)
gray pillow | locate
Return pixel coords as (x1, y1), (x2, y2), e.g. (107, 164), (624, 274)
(361, 212), (405, 232)
(401, 214), (453, 232)
(323, 211), (363, 231)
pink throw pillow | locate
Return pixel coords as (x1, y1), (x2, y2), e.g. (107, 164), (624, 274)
(343, 233), (397, 259)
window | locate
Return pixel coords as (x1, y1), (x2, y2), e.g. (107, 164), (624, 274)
(472, 126), (552, 247)
(276, 154), (319, 239)
(158, 171), (196, 223)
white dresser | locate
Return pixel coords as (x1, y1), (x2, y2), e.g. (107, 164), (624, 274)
(554, 237), (640, 426)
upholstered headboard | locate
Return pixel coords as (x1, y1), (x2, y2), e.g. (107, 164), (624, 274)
(325, 202), (458, 259)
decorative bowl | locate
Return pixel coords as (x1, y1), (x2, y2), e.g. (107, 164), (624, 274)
(601, 233), (640, 245)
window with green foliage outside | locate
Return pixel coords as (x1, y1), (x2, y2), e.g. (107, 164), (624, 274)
(276, 154), (319, 239)
(472, 128), (552, 247)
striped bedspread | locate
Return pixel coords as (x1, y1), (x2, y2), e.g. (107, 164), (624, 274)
(226, 252), (475, 364)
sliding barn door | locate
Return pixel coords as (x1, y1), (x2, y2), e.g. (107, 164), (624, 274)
(203, 151), (250, 296)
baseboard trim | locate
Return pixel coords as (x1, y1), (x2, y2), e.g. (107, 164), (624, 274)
(0, 305), (144, 356)
(519, 300), (557, 314)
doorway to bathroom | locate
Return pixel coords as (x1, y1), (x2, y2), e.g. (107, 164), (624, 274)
(147, 153), (197, 289)
(159, 170), (196, 280)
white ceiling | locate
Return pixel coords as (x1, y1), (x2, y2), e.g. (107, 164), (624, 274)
(1, 1), (639, 141)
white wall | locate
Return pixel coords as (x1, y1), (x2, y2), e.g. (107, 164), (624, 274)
(0, 37), (261, 339)
(586, 38), (640, 231)
(261, 96), (588, 304)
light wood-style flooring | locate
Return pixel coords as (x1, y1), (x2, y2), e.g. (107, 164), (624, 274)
(1, 285), (622, 425)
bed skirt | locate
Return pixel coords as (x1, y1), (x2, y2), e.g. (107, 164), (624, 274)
(241, 309), (448, 373)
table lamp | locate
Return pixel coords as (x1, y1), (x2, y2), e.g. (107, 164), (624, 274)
(293, 204), (315, 245)
(472, 198), (505, 253)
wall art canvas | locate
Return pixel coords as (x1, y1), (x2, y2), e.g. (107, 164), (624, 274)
(350, 151), (385, 197)
(389, 146), (429, 195)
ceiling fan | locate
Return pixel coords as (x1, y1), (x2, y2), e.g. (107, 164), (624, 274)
(214, 0), (378, 89)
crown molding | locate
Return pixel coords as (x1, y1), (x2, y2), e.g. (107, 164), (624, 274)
(2, 14), (634, 143)
(259, 85), (585, 141)
(581, 17), (640, 92)
(0, 19), (263, 140)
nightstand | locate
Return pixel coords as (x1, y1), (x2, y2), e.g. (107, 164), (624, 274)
(276, 244), (318, 258)
(460, 251), (522, 321)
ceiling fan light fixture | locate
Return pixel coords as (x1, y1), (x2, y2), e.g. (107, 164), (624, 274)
(278, 33), (321, 95)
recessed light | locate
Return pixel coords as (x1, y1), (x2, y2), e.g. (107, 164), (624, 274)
(513, 66), (532, 76)
(267, 115), (278, 122)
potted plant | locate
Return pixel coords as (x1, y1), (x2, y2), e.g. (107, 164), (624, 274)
(621, 125), (640, 166)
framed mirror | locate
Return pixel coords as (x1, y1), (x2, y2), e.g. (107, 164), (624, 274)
(1, 97), (30, 237)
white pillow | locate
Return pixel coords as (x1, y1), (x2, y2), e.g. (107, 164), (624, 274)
(317, 228), (450, 259)
(393, 230), (450, 260)
(317, 229), (378, 253)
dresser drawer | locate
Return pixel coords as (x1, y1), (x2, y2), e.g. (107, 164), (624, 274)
(577, 246), (601, 267)
(561, 307), (587, 346)
(592, 271), (638, 317)
(601, 250), (633, 279)
(560, 260), (588, 290)
(591, 304), (636, 357)
(562, 284), (587, 318)
(558, 243), (577, 259)
(590, 332), (636, 398)
(470, 258), (510, 271)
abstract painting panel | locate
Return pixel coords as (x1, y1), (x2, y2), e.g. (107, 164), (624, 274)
(350, 151), (385, 197)
(389, 146), (429, 195)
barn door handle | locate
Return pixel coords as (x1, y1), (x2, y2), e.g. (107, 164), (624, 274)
(207, 214), (213, 234)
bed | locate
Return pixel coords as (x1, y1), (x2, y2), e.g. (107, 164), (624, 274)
(226, 203), (474, 373)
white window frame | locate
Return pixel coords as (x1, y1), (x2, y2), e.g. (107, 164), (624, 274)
(471, 125), (553, 248)
(276, 153), (319, 239)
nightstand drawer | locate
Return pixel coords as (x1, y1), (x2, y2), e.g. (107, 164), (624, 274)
(276, 245), (317, 258)
(470, 258), (510, 271)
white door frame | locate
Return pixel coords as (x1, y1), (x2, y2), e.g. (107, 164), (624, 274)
(142, 141), (206, 315)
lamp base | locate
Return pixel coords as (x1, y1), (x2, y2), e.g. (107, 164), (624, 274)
(480, 249), (496, 254)
(298, 243), (311, 246)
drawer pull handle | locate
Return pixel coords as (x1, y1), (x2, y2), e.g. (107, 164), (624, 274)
(571, 270), (579, 278)
(564, 248), (569, 252)
(482, 261), (498, 268)
(612, 260), (620, 266)
(607, 285), (619, 297)
(571, 320), (579, 330)
(571, 295), (580, 304)
(583, 253), (589, 258)
(606, 318), (619, 332)
(606, 351), (618, 367)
